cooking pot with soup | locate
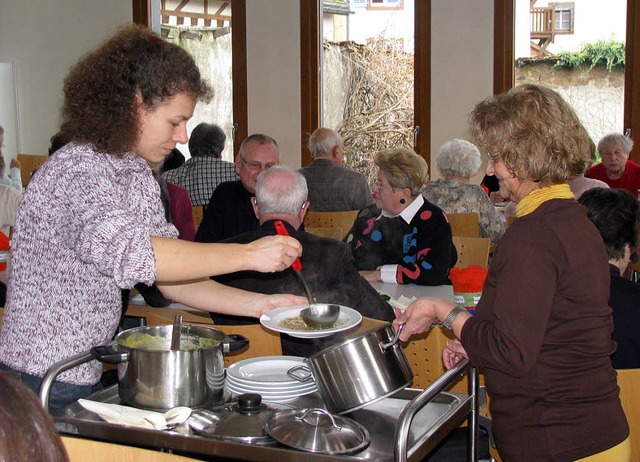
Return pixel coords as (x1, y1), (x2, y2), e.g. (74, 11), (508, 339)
(91, 324), (248, 410)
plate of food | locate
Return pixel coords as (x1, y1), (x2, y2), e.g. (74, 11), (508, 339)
(260, 305), (362, 338)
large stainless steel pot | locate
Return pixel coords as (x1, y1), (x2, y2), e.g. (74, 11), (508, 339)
(305, 323), (413, 414)
(91, 324), (248, 410)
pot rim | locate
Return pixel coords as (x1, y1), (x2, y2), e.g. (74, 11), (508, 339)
(305, 322), (393, 362)
(115, 324), (227, 351)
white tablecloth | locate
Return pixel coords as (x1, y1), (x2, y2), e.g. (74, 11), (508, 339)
(369, 281), (454, 301)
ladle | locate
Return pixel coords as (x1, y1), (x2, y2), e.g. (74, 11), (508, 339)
(273, 220), (340, 328)
(170, 314), (183, 351)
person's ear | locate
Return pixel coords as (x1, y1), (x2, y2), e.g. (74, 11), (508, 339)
(299, 201), (309, 221)
(251, 197), (260, 219)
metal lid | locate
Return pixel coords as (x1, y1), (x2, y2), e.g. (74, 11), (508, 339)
(188, 394), (288, 445)
(264, 408), (370, 455)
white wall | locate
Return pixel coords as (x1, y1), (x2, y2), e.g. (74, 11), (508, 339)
(246, 1), (301, 168)
(0, 0), (131, 156)
(431, 0), (494, 183)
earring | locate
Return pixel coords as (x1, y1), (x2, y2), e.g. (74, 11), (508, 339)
(400, 198), (406, 204)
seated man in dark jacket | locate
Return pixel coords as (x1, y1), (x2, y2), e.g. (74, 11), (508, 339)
(213, 165), (395, 357)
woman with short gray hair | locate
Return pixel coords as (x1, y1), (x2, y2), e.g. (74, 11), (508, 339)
(422, 139), (504, 244)
(586, 132), (640, 198)
(346, 147), (457, 286)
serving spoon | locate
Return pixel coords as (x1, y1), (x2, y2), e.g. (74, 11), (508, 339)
(273, 221), (340, 328)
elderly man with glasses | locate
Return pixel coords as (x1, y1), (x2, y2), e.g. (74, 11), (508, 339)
(196, 134), (280, 242)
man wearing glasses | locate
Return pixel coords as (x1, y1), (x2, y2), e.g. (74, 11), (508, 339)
(195, 134), (280, 242)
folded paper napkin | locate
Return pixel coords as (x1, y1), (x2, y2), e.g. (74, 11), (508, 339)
(386, 295), (417, 314)
(78, 399), (191, 430)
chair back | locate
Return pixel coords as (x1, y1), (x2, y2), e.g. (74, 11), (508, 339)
(191, 206), (205, 230)
(17, 154), (49, 186)
(145, 311), (282, 366)
(305, 227), (343, 240)
(616, 368), (640, 461)
(303, 210), (359, 240)
(452, 236), (490, 269)
(447, 212), (480, 237)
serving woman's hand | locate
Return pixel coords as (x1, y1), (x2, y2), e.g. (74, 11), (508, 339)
(443, 339), (468, 370)
(254, 293), (309, 317)
(393, 298), (437, 341)
(244, 235), (303, 273)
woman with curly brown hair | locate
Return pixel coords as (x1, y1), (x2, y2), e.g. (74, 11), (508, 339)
(395, 84), (629, 461)
(0, 24), (304, 412)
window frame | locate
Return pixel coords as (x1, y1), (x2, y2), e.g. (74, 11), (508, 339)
(494, 0), (640, 163)
(300, 0), (430, 171)
(550, 2), (575, 34)
(367, 0), (404, 11)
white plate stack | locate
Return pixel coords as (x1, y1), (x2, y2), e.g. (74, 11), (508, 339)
(224, 356), (317, 403)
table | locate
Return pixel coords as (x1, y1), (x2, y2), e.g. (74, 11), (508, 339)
(370, 282), (454, 301)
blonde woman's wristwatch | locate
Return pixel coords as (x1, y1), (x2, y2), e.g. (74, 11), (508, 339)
(442, 305), (467, 332)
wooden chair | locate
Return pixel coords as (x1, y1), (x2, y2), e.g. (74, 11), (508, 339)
(191, 205), (205, 230)
(447, 212), (480, 237)
(303, 210), (359, 240)
(144, 311), (282, 367)
(452, 236), (491, 269)
(305, 227), (343, 240)
(61, 436), (200, 461)
(17, 153), (49, 185)
(616, 368), (640, 461)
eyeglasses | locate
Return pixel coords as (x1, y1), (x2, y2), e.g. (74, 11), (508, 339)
(240, 156), (277, 171)
(373, 179), (397, 191)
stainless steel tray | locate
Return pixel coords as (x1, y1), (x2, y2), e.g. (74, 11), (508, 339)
(55, 385), (472, 461)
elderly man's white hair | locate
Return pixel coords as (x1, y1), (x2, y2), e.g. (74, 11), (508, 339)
(307, 127), (343, 158)
(255, 165), (308, 215)
(436, 139), (482, 179)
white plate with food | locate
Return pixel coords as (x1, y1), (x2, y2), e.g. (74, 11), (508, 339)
(260, 305), (361, 339)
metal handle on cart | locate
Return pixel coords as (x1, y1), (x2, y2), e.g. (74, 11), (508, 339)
(394, 359), (478, 462)
(39, 351), (95, 412)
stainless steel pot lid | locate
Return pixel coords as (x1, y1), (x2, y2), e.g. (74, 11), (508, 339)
(188, 393), (290, 445)
(264, 408), (370, 455)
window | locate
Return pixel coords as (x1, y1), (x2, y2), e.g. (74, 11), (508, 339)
(368, 0), (403, 10)
(551, 2), (574, 34)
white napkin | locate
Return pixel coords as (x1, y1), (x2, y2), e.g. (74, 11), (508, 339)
(387, 295), (417, 313)
(78, 399), (191, 430)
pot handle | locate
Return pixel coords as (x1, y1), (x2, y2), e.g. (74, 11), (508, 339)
(90, 342), (129, 364)
(380, 323), (405, 350)
(223, 334), (250, 353)
(287, 365), (314, 383)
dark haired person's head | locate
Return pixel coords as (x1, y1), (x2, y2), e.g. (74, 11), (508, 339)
(160, 148), (185, 174)
(0, 374), (69, 461)
(59, 24), (212, 157)
(578, 187), (640, 262)
(189, 123), (226, 158)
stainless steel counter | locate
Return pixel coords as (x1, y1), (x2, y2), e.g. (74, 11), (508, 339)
(55, 375), (476, 462)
